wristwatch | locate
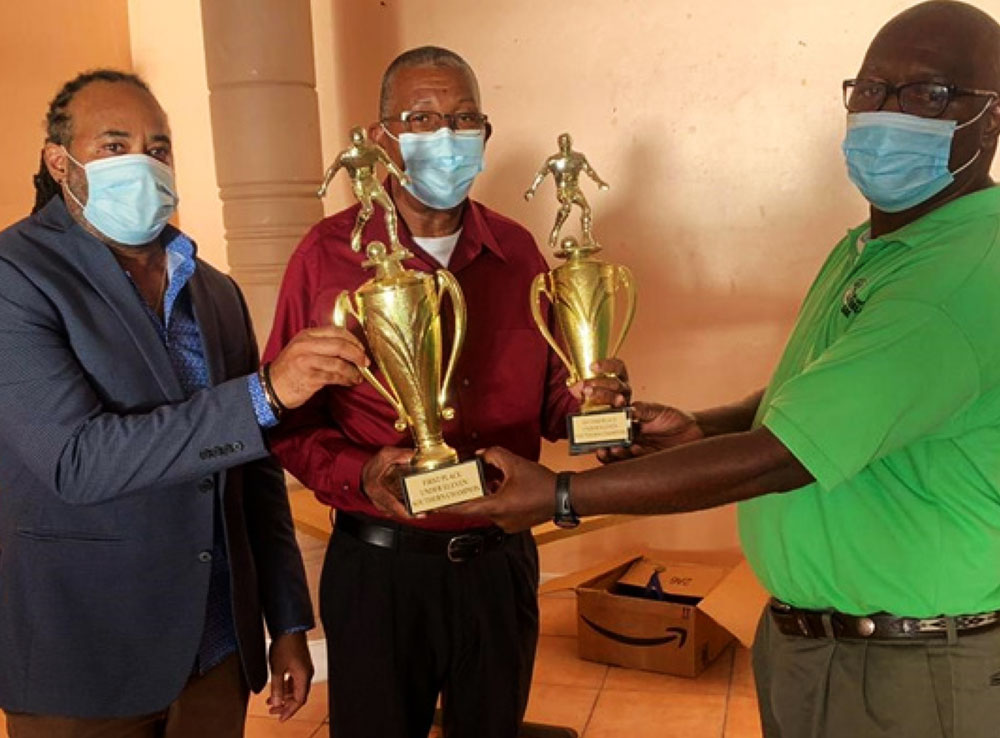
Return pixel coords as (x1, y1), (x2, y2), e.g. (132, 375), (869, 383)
(553, 471), (580, 529)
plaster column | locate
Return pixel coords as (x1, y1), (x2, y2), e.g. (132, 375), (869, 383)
(200, 0), (325, 345)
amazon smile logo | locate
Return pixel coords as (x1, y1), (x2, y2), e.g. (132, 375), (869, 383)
(581, 615), (688, 648)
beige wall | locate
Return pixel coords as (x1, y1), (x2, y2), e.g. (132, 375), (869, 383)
(0, 0), (132, 229)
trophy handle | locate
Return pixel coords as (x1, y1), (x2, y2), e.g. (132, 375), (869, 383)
(435, 269), (465, 421)
(332, 290), (409, 432)
(610, 264), (637, 358)
(530, 272), (579, 384)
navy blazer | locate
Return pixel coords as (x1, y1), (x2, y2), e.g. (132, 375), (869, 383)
(0, 198), (313, 717)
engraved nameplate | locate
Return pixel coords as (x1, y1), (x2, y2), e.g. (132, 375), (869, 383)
(568, 407), (634, 455)
(401, 457), (487, 514)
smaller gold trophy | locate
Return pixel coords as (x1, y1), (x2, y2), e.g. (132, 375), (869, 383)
(327, 128), (485, 513)
(525, 133), (637, 454)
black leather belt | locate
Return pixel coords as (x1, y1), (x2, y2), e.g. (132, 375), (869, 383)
(769, 598), (1000, 640)
(335, 512), (507, 563)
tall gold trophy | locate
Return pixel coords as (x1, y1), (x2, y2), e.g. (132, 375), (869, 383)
(525, 133), (637, 454)
(323, 127), (486, 513)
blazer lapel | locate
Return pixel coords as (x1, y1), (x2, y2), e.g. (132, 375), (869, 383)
(49, 204), (186, 402)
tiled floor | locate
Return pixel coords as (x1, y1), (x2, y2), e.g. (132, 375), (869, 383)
(0, 530), (764, 738)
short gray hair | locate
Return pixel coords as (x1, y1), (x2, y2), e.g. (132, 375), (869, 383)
(379, 46), (481, 119)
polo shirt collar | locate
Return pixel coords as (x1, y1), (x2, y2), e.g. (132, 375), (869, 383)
(863, 185), (1000, 249)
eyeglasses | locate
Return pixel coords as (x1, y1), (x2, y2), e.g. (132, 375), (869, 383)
(843, 78), (999, 119)
(381, 110), (489, 133)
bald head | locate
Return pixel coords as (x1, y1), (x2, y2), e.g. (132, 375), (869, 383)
(862, 1), (1000, 91)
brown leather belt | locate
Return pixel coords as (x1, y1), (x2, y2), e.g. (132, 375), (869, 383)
(769, 598), (1000, 640)
(335, 512), (507, 563)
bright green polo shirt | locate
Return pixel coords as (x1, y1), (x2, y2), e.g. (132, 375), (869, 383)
(739, 186), (1000, 617)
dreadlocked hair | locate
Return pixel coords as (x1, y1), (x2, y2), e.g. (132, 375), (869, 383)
(32, 69), (151, 214)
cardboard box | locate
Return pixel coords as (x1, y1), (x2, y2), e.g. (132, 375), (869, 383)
(542, 549), (769, 678)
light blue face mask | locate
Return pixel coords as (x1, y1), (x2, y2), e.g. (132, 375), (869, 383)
(64, 151), (179, 245)
(389, 127), (485, 210)
(841, 103), (989, 213)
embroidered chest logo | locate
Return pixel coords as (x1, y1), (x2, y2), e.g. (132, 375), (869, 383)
(841, 278), (868, 317)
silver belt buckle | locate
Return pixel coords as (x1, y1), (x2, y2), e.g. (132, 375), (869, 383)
(447, 533), (484, 562)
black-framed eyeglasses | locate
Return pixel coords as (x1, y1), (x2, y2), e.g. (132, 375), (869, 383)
(381, 110), (489, 134)
(843, 78), (999, 119)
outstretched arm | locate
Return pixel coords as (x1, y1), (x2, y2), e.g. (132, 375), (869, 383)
(694, 389), (764, 437)
(454, 289), (988, 532)
(449, 426), (811, 532)
(524, 160), (552, 200)
(317, 157), (344, 197)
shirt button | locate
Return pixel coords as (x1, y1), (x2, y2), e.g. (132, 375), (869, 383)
(462, 378), (471, 388)
(342, 483), (350, 492)
(198, 551), (213, 563)
(470, 431), (479, 441)
(197, 478), (214, 493)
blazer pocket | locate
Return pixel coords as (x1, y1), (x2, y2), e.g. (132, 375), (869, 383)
(16, 527), (125, 544)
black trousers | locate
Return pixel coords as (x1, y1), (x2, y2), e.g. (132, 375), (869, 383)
(320, 517), (540, 738)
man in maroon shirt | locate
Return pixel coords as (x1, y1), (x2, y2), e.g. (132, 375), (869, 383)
(263, 46), (627, 738)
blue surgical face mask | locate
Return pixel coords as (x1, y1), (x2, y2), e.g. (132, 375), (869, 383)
(63, 151), (179, 245)
(841, 102), (990, 213)
(385, 127), (485, 210)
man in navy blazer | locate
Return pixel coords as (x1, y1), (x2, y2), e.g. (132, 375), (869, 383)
(0, 70), (367, 737)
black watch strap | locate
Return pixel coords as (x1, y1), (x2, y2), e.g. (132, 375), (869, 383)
(553, 471), (580, 529)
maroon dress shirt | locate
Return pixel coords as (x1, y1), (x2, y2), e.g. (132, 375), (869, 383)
(262, 198), (578, 531)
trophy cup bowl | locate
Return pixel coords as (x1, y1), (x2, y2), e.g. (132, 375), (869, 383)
(334, 242), (486, 513)
(531, 236), (637, 454)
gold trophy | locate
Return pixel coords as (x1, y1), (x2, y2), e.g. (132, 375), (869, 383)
(326, 128), (486, 513)
(525, 133), (637, 454)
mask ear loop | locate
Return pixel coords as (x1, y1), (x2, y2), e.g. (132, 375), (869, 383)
(955, 95), (997, 130)
(60, 146), (88, 210)
(380, 123), (400, 143)
(949, 95), (997, 176)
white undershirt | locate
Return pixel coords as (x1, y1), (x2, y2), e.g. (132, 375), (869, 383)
(412, 230), (462, 268)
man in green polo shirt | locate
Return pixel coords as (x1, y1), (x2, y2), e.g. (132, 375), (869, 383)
(450, 1), (1000, 736)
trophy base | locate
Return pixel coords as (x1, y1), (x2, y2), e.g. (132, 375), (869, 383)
(567, 407), (634, 455)
(401, 457), (487, 515)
